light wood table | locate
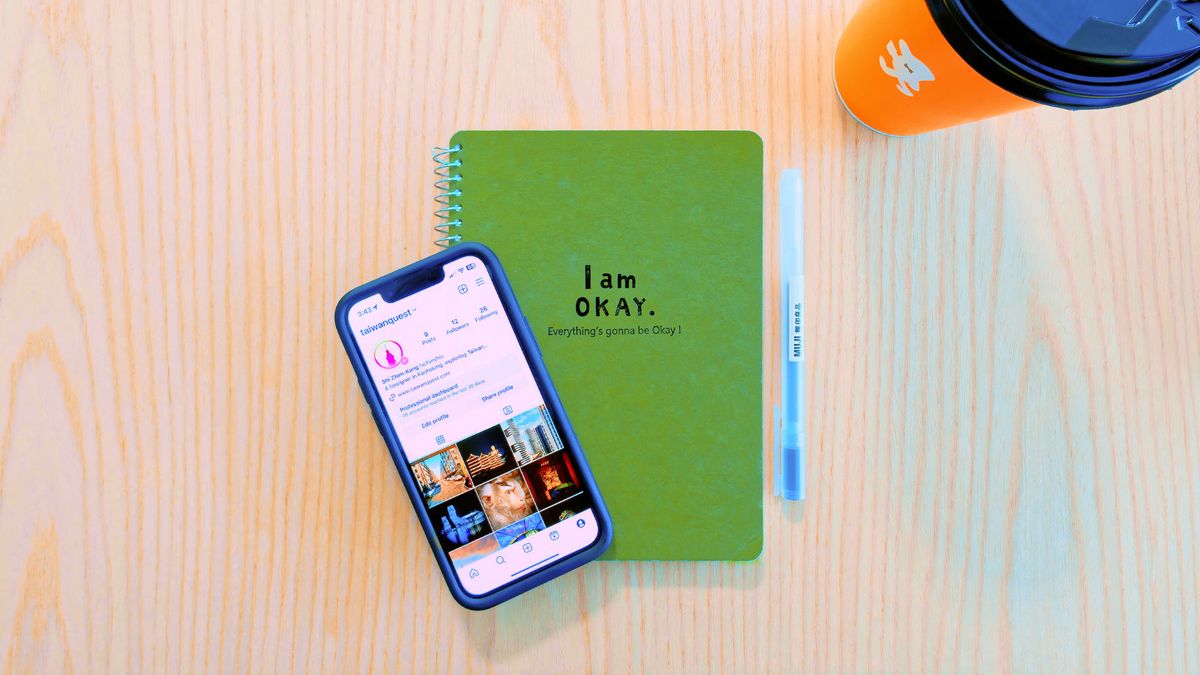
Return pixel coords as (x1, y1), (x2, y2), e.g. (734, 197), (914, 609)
(2, 1), (1198, 672)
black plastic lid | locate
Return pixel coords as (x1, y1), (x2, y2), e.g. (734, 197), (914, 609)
(927, 0), (1200, 109)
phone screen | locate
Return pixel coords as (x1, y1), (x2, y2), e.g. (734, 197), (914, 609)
(345, 254), (601, 595)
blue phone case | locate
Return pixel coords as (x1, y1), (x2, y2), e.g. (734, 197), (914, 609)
(334, 242), (612, 610)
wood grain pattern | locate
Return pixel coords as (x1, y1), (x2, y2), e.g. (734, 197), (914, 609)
(1, 0), (1198, 672)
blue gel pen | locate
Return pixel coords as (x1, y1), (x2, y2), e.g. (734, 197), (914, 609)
(777, 170), (806, 501)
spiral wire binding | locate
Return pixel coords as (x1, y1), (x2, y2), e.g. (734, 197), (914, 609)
(433, 144), (463, 247)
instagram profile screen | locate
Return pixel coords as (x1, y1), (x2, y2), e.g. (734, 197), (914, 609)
(346, 255), (600, 595)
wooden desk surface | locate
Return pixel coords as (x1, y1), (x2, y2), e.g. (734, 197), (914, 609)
(2, 1), (1198, 672)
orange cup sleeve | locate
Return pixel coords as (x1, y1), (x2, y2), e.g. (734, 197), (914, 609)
(835, 0), (1037, 136)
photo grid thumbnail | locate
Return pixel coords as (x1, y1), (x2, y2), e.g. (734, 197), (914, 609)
(495, 513), (546, 548)
(457, 425), (519, 485)
(520, 450), (583, 509)
(412, 445), (474, 508)
(427, 490), (491, 551)
(478, 469), (537, 527)
(503, 405), (563, 464)
(409, 404), (592, 570)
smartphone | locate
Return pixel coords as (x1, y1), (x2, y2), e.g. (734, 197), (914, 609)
(334, 243), (612, 609)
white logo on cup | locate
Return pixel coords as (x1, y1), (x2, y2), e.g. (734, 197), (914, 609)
(880, 40), (935, 97)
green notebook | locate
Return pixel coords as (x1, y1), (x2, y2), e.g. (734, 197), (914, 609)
(440, 131), (762, 561)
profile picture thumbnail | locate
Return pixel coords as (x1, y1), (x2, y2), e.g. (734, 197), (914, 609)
(427, 490), (492, 551)
(457, 425), (519, 485)
(373, 339), (407, 369)
(410, 445), (473, 508)
(477, 469), (537, 528)
(521, 450), (583, 509)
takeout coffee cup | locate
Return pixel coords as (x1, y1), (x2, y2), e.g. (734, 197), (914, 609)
(835, 0), (1200, 136)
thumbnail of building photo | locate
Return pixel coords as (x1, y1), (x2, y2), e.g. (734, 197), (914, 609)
(410, 445), (474, 507)
(503, 405), (564, 465)
(456, 424), (519, 485)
